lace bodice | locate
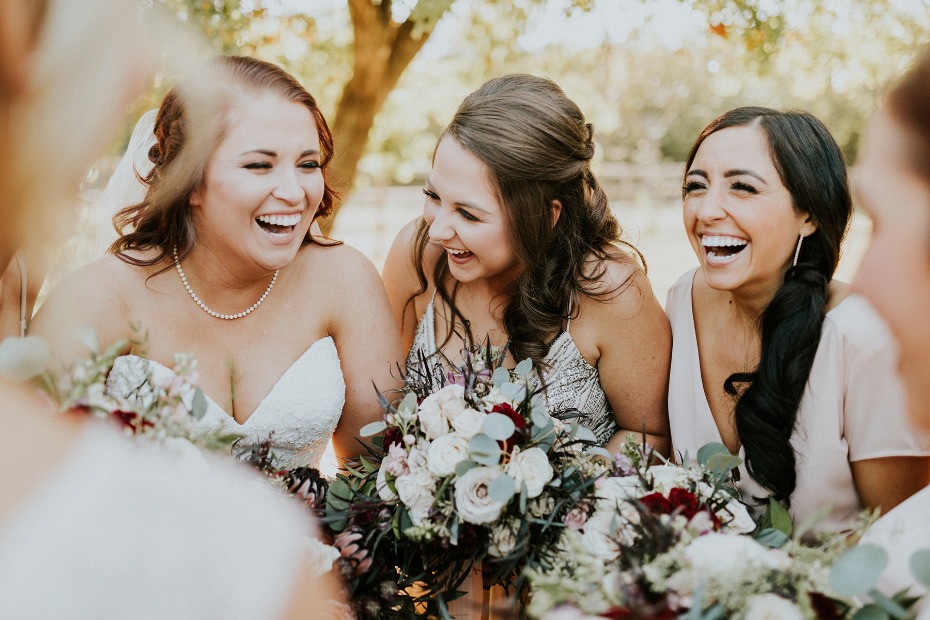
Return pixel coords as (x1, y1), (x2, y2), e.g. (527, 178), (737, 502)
(407, 297), (617, 445)
(107, 336), (346, 469)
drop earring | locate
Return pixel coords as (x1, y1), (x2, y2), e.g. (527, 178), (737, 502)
(792, 231), (806, 267)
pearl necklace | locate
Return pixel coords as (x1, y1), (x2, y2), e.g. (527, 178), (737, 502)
(173, 247), (278, 320)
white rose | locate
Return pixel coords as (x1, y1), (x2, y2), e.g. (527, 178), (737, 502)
(454, 466), (506, 524)
(595, 475), (642, 510)
(417, 396), (450, 440)
(395, 473), (427, 507)
(408, 495), (434, 526)
(581, 510), (621, 560)
(488, 520), (518, 557)
(683, 533), (784, 579)
(377, 460), (398, 501)
(427, 433), (470, 476)
(434, 384), (467, 418)
(741, 594), (804, 620)
(723, 499), (757, 534)
(647, 465), (690, 495)
(506, 447), (553, 498)
(450, 407), (485, 439)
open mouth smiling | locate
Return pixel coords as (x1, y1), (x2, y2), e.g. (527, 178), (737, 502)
(701, 235), (748, 263)
(256, 213), (301, 235)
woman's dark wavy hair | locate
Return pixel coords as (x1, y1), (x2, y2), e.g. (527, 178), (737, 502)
(684, 107), (851, 505)
(887, 45), (930, 186)
(409, 74), (643, 366)
(110, 55), (339, 269)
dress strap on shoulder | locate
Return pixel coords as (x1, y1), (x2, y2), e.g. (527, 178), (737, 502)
(14, 252), (26, 338)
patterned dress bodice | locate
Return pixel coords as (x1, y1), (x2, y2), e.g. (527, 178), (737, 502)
(407, 296), (617, 445)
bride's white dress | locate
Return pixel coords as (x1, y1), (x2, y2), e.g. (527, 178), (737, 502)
(106, 336), (346, 470)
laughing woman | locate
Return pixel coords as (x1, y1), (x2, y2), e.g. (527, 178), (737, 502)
(30, 56), (402, 469)
(383, 74), (671, 457)
(667, 107), (930, 529)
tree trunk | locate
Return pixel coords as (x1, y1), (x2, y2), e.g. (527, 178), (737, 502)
(322, 0), (436, 233)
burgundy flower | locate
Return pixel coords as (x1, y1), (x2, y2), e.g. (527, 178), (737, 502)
(110, 410), (153, 434)
(491, 402), (525, 453)
(667, 488), (700, 519)
(639, 492), (673, 515)
(383, 425), (403, 450)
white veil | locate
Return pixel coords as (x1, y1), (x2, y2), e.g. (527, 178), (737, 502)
(91, 109), (158, 257)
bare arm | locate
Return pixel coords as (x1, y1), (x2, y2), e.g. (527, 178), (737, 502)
(590, 265), (672, 457)
(381, 218), (424, 355)
(851, 456), (930, 515)
(28, 257), (133, 368)
(329, 247), (404, 463)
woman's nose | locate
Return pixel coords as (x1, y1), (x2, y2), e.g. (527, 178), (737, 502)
(428, 207), (454, 242)
(272, 169), (304, 205)
(694, 190), (727, 223)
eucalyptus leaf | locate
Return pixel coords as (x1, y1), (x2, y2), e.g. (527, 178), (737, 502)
(191, 388), (208, 420)
(754, 528), (790, 549)
(455, 460), (478, 477)
(531, 408), (553, 428)
(482, 413), (516, 440)
(492, 367), (510, 387)
(397, 391), (418, 416)
(0, 336), (49, 381)
(488, 474), (516, 502)
(867, 588), (909, 618)
(519, 480), (528, 513)
(910, 549), (930, 587)
(696, 443), (730, 468)
(449, 518), (459, 546)
(573, 425), (598, 444)
(829, 544), (889, 597)
(326, 478), (353, 512)
(359, 420), (387, 437)
(500, 381), (524, 399)
(851, 604), (891, 620)
(514, 358), (533, 377)
(469, 434), (501, 466)
(705, 453), (742, 476)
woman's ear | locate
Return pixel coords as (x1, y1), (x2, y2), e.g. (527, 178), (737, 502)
(802, 214), (818, 236)
(551, 199), (563, 229)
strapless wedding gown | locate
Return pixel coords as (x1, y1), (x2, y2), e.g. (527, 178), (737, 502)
(107, 336), (346, 470)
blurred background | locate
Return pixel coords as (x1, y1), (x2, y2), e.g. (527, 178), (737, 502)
(61, 0), (930, 304)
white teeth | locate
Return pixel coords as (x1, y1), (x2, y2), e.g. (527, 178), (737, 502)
(701, 235), (748, 248)
(447, 248), (471, 255)
(257, 213), (301, 227)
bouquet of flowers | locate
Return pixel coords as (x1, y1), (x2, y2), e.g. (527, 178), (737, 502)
(49, 334), (238, 453)
(526, 441), (923, 619)
(323, 345), (609, 617)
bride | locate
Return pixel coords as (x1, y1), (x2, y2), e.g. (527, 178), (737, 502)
(30, 55), (403, 469)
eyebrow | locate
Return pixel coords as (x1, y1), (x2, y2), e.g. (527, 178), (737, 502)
(424, 177), (491, 213)
(686, 168), (768, 184)
(240, 149), (321, 158)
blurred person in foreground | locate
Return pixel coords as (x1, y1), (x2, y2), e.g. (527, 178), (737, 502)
(0, 0), (342, 616)
(854, 45), (930, 609)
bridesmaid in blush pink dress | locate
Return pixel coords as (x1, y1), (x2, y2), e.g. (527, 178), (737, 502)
(667, 106), (930, 530)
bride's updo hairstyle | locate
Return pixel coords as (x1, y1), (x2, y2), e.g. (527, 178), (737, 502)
(411, 74), (642, 366)
(111, 55), (338, 268)
(685, 107), (852, 506)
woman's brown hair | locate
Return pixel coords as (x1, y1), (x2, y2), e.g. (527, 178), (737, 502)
(410, 74), (642, 366)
